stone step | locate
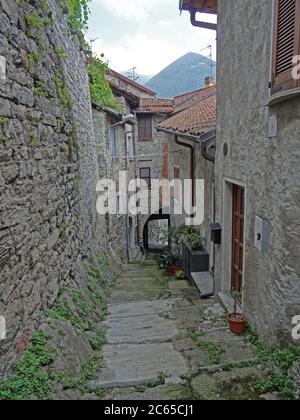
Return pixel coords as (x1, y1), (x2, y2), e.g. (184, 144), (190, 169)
(105, 313), (178, 345)
(108, 299), (181, 319)
(191, 271), (214, 298)
(88, 342), (188, 390)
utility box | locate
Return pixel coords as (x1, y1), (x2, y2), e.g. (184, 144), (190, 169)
(211, 223), (222, 244)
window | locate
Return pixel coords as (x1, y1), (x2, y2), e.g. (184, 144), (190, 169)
(174, 166), (181, 201)
(138, 114), (152, 141)
(140, 167), (151, 187)
(271, 0), (300, 94)
(110, 127), (119, 159)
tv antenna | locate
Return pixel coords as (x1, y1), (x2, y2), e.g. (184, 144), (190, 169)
(126, 67), (140, 82)
(199, 45), (215, 81)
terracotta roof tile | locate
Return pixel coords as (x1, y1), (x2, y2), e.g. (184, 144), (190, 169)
(137, 98), (175, 113)
(159, 92), (216, 137)
(174, 86), (216, 113)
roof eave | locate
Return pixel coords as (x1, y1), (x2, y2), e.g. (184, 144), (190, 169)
(179, 0), (217, 14)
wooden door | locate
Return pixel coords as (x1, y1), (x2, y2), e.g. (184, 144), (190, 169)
(231, 185), (245, 293)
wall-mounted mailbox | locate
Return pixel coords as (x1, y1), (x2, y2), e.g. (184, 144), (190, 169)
(211, 223), (222, 244)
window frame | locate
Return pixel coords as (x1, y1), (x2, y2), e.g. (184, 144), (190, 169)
(139, 167), (152, 188)
(138, 113), (153, 142)
(110, 126), (119, 159)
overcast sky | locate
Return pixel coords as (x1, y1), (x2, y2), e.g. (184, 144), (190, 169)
(87, 0), (217, 76)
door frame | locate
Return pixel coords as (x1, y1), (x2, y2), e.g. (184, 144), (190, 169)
(231, 184), (245, 294)
(221, 177), (247, 308)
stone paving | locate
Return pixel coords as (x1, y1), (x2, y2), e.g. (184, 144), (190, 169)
(88, 260), (266, 400)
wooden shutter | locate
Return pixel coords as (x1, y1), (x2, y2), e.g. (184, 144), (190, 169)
(138, 114), (152, 141)
(271, 0), (300, 94)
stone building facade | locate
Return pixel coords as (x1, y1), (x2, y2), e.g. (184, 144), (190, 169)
(180, 0), (300, 344)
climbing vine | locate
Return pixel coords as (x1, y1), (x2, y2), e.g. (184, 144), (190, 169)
(88, 55), (121, 109)
(64, 0), (120, 109)
(66, 0), (91, 32)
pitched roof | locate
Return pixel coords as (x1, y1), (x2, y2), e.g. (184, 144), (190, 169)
(136, 98), (175, 113)
(109, 69), (156, 97)
(159, 92), (216, 137)
(174, 85), (216, 113)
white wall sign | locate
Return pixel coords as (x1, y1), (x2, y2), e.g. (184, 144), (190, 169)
(0, 316), (6, 340)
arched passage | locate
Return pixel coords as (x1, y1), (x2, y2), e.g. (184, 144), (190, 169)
(143, 210), (171, 252)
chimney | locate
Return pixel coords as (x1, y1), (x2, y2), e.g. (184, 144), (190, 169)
(205, 76), (214, 87)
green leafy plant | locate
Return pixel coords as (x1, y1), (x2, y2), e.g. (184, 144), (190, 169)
(135, 372), (170, 393)
(159, 251), (181, 269)
(180, 225), (203, 250)
(0, 332), (54, 400)
(66, 0), (91, 32)
(88, 55), (121, 109)
(0, 116), (9, 144)
(88, 331), (107, 351)
(247, 327), (300, 399)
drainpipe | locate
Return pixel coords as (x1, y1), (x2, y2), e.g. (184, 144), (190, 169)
(175, 135), (195, 207)
(190, 9), (217, 31)
(201, 143), (215, 163)
(124, 129), (130, 263)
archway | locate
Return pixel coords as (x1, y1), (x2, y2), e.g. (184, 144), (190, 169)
(143, 210), (171, 252)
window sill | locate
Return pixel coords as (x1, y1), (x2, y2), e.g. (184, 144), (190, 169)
(268, 87), (300, 106)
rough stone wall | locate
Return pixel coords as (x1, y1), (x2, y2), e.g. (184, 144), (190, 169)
(215, 0), (300, 343)
(0, 0), (119, 375)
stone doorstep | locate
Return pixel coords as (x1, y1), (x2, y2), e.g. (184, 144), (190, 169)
(191, 271), (214, 298)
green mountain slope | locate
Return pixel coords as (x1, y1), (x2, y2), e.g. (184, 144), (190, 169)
(145, 52), (216, 98)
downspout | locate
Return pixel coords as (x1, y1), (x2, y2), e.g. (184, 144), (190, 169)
(124, 129), (130, 263)
(201, 142), (215, 163)
(190, 9), (217, 31)
(175, 135), (195, 206)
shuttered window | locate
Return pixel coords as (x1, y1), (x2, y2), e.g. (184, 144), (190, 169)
(271, 0), (300, 94)
(138, 114), (152, 141)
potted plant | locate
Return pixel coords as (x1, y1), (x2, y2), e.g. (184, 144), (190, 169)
(163, 251), (182, 276)
(179, 225), (209, 280)
(227, 290), (246, 335)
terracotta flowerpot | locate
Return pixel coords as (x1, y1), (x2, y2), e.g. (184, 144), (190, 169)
(167, 265), (182, 276)
(227, 313), (246, 335)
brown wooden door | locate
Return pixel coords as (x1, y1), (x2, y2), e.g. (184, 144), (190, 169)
(232, 185), (245, 293)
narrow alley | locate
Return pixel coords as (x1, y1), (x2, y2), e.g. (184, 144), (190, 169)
(88, 259), (265, 400)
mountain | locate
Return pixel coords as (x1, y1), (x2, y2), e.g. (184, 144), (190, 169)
(121, 72), (153, 86)
(145, 52), (216, 98)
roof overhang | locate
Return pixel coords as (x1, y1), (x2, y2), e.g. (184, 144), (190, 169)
(179, 0), (217, 30)
(179, 0), (217, 14)
(92, 102), (123, 121)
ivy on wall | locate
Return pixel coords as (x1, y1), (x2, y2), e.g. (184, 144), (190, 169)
(65, 0), (119, 109)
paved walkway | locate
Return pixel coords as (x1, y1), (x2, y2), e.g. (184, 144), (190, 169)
(88, 260), (265, 400)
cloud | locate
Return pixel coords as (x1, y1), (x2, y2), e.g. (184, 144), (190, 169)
(92, 33), (186, 75)
(94, 0), (172, 20)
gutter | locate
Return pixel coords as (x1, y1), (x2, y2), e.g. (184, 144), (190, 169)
(190, 9), (217, 31)
(200, 129), (216, 163)
(157, 126), (199, 142)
